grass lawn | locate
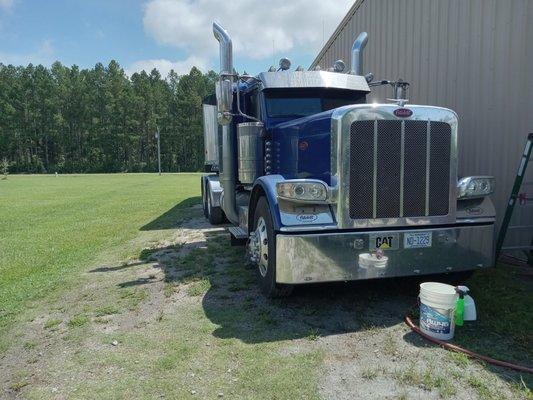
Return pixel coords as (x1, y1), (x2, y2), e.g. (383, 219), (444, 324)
(0, 174), (531, 399)
(0, 173), (199, 343)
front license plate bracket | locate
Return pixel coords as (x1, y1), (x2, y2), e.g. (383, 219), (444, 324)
(404, 232), (432, 249)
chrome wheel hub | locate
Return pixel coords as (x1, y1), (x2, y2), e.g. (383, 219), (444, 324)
(249, 217), (268, 277)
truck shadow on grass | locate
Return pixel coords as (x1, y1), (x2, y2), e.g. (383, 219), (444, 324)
(155, 228), (531, 391)
(140, 196), (202, 230)
(139, 215), (420, 343)
(203, 273), (419, 343)
(125, 203), (531, 391)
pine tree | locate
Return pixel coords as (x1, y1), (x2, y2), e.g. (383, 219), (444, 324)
(0, 61), (217, 173)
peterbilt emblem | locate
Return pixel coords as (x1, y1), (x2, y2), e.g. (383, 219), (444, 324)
(296, 214), (318, 222)
(393, 108), (413, 118)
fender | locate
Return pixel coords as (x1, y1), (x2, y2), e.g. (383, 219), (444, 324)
(201, 174), (223, 208)
(249, 174), (285, 231)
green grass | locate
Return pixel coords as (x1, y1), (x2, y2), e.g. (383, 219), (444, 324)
(453, 265), (533, 365)
(393, 364), (457, 398)
(94, 305), (121, 317)
(0, 173), (199, 339)
(186, 278), (212, 296)
(0, 174), (530, 399)
(119, 287), (149, 310)
(68, 314), (90, 328)
(22, 340), (38, 350)
(43, 318), (62, 330)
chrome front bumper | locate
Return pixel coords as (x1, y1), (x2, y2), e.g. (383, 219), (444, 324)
(275, 224), (494, 284)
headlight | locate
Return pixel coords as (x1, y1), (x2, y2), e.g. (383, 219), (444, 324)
(276, 180), (328, 202)
(457, 176), (495, 199)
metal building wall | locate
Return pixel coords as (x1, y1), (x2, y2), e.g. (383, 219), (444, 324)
(312, 0), (533, 235)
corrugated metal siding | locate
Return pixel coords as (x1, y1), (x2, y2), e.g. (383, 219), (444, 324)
(312, 0), (533, 236)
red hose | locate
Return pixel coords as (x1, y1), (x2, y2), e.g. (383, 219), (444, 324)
(404, 313), (533, 374)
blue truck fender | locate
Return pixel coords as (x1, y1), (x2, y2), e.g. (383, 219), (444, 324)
(248, 175), (285, 232)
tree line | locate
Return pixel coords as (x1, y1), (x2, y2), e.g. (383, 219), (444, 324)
(0, 61), (217, 173)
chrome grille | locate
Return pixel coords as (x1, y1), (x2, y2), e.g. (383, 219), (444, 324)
(376, 121), (402, 218)
(429, 122), (452, 215)
(403, 121), (428, 217)
(349, 120), (451, 220)
(349, 120), (374, 218)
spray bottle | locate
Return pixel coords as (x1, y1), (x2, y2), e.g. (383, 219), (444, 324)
(455, 286), (467, 326)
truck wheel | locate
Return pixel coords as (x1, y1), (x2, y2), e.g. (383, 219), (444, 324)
(207, 186), (224, 225)
(250, 197), (293, 298)
(201, 182), (208, 219)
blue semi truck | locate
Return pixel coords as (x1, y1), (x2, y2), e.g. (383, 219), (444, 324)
(201, 22), (496, 297)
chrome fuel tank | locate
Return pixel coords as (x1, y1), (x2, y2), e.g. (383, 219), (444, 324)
(238, 122), (264, 185)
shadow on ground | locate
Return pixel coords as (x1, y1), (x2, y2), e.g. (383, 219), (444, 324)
(140, 196), (202, 231)
(110, 200), (532, 390)
(136, 211), (426, 343)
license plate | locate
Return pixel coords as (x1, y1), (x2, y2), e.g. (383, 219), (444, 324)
(369, 233), (399, 251)
(404, 232), (432, 249)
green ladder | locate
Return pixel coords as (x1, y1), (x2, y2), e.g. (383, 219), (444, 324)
(496, 133), (533, 263)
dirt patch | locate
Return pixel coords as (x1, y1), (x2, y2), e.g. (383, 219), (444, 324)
(0, 204), (529, 399)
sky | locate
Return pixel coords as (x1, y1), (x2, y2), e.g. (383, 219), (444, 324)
(0, 0), (354, 77)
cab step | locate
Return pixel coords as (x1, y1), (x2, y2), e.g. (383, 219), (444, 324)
(228, 226), (248, 246)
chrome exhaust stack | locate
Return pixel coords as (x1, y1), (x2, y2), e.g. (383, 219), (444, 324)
(213, 21), (239, 224)
(213, 21), (233, 79)
(350, 32), (368, 76)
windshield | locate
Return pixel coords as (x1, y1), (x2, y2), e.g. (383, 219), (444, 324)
(264, 88), (366, 118)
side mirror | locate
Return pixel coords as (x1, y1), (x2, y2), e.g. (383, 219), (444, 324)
(216, 78), (233, 125)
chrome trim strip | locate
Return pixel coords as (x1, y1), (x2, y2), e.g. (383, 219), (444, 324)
(372, 119), (378, 219)
(279, 224), (338, 232)
(425, 119), (431, 216)
(399, 120), (405, 217)
(456, 217), (496, 224)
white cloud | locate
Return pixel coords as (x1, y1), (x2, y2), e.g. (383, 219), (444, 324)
(142, 0), (353, 61)
(0, 39), (55, 65)
(126, 55), (208, 77)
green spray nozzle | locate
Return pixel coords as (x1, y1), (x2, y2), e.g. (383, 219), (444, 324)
(455, 286), (468, 326)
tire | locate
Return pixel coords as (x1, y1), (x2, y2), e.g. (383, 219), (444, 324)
(252, 197), (293, 298)
(207, 185), (224, 225)
(201, 181), (208, 219)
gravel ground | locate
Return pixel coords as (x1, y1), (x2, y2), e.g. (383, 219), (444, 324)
(0, 204), (529, 399)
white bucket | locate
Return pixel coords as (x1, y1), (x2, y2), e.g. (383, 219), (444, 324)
(419, 282), (458, 341)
